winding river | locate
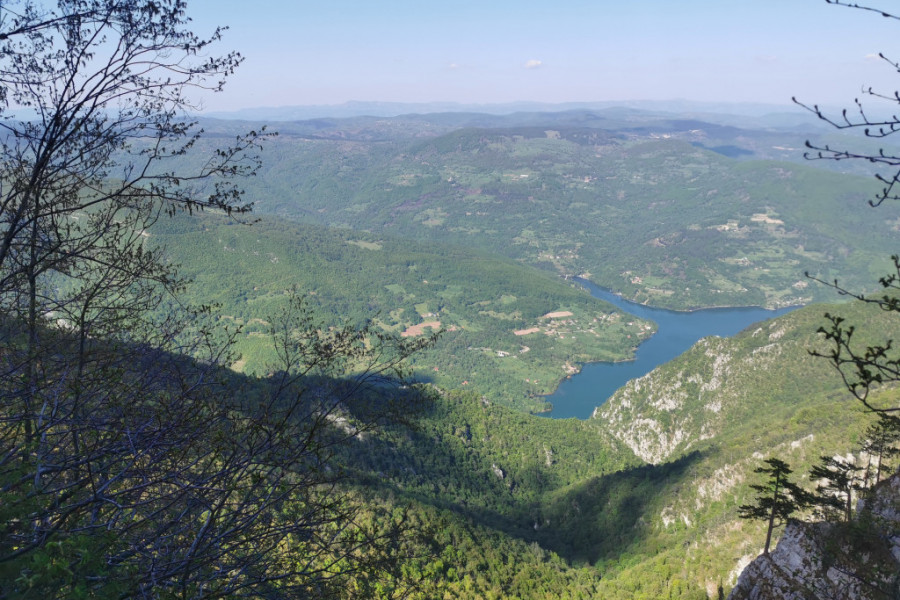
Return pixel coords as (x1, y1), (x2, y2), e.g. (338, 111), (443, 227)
(544, 278), (798, 419)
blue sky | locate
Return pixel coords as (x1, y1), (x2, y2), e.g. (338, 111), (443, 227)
(188, 0), (900, 112)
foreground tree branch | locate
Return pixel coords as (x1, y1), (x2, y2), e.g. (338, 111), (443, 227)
(0, 1), (433, 597)
(797, 2), (900, 417)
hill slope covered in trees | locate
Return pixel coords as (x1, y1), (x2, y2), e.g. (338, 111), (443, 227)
(186, 113), (900, 310)
(153, 212), (653, 412)
(131, 110), (900, 597)
(328, 299), (900, 599)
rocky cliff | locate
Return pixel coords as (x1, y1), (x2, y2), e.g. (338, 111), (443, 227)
(728, 473), (900, 600)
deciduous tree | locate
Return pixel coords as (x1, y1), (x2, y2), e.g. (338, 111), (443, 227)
(796, 1), (900, 414)
(0, 1), (432, 597)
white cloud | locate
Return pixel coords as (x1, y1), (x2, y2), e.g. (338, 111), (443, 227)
(865, 53), (882, 62)
(448, 62), (460, 70)
(524, 59), (543, 70)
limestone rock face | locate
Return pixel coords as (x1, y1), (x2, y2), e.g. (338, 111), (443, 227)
(597, 337), (737, 464)
(728, 474), (900, 600)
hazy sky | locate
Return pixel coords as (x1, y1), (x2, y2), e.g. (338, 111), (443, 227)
(188, 0), (900, 112)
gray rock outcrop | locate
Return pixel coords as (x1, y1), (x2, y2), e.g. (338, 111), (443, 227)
(728, 474), (900, 600)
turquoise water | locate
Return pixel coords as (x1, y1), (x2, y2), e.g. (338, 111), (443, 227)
(544, 279), (798, 419)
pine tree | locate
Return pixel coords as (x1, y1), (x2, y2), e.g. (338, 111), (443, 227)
(738, 458), (811, 555)
(809, 455), (865, 522)
(861, 414), (900, 484)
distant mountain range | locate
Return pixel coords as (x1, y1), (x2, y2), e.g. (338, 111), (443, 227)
(202, 99), (827, 131)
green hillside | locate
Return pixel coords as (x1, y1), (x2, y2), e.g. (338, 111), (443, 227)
(19, 102), (900, 596)
(338, 299), (900, 599)
(12, 276), (893, 598)
(152, 213), (653, 412)
(143, 113), (900, 597)
(586, 300), (899, 596)
(193, 118), (900, 310)
(144, 113), (900, 595)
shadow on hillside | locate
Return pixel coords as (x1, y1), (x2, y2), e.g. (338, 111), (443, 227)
(195, 362), (703, 570)
(345, 392), (705, 566)
(212, 370), (704, 570)
(691, 141), (755, 158)
(531, 452), (703, 565)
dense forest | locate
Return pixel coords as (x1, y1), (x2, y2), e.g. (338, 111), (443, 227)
(154, 212), (653, 413)
(3, 1), (900, 599)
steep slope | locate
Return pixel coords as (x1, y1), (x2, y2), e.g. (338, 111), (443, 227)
(594, 304), (897, 463)
(595, 306), (854, 464)
(575, 300), (900, 597)
(728, 474), (900, 600)
(325, 301), (900, 598)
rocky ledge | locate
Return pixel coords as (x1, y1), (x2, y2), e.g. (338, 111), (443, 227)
(729, 474), (900, 600)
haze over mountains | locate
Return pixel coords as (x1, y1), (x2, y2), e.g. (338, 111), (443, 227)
(136, 100), (900, 596)
(203, 100), (828, 129)
(9, 1), (900, 597)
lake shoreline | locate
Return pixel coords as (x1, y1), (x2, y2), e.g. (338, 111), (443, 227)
(540, 279), (800, 419)
(580, 278), (803, 313)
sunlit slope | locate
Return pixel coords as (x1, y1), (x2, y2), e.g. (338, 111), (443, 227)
(337, 300), (899, 599)
(595, 301), (889, 464)
(217, 123), (899, 310)
(152, 213), (652, 412)
(583, 300), (899, 596)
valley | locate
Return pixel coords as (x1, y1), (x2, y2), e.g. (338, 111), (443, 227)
(545, 279), (797, 419)
(9, 100), (900, 598)
(140, 107), (900, 597)
(6, 3), (900, 598)
(155, 212), (654, 412)
(335, 299), (897, 599)
(162, 108), (900, 414)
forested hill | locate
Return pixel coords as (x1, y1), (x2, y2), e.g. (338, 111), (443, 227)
(327, 299), (900, 599)
(149, 205), (900, 597)
(188, 111), (900, 310)
(138, 108), (900, 598)
(153, 212), (653, 412)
